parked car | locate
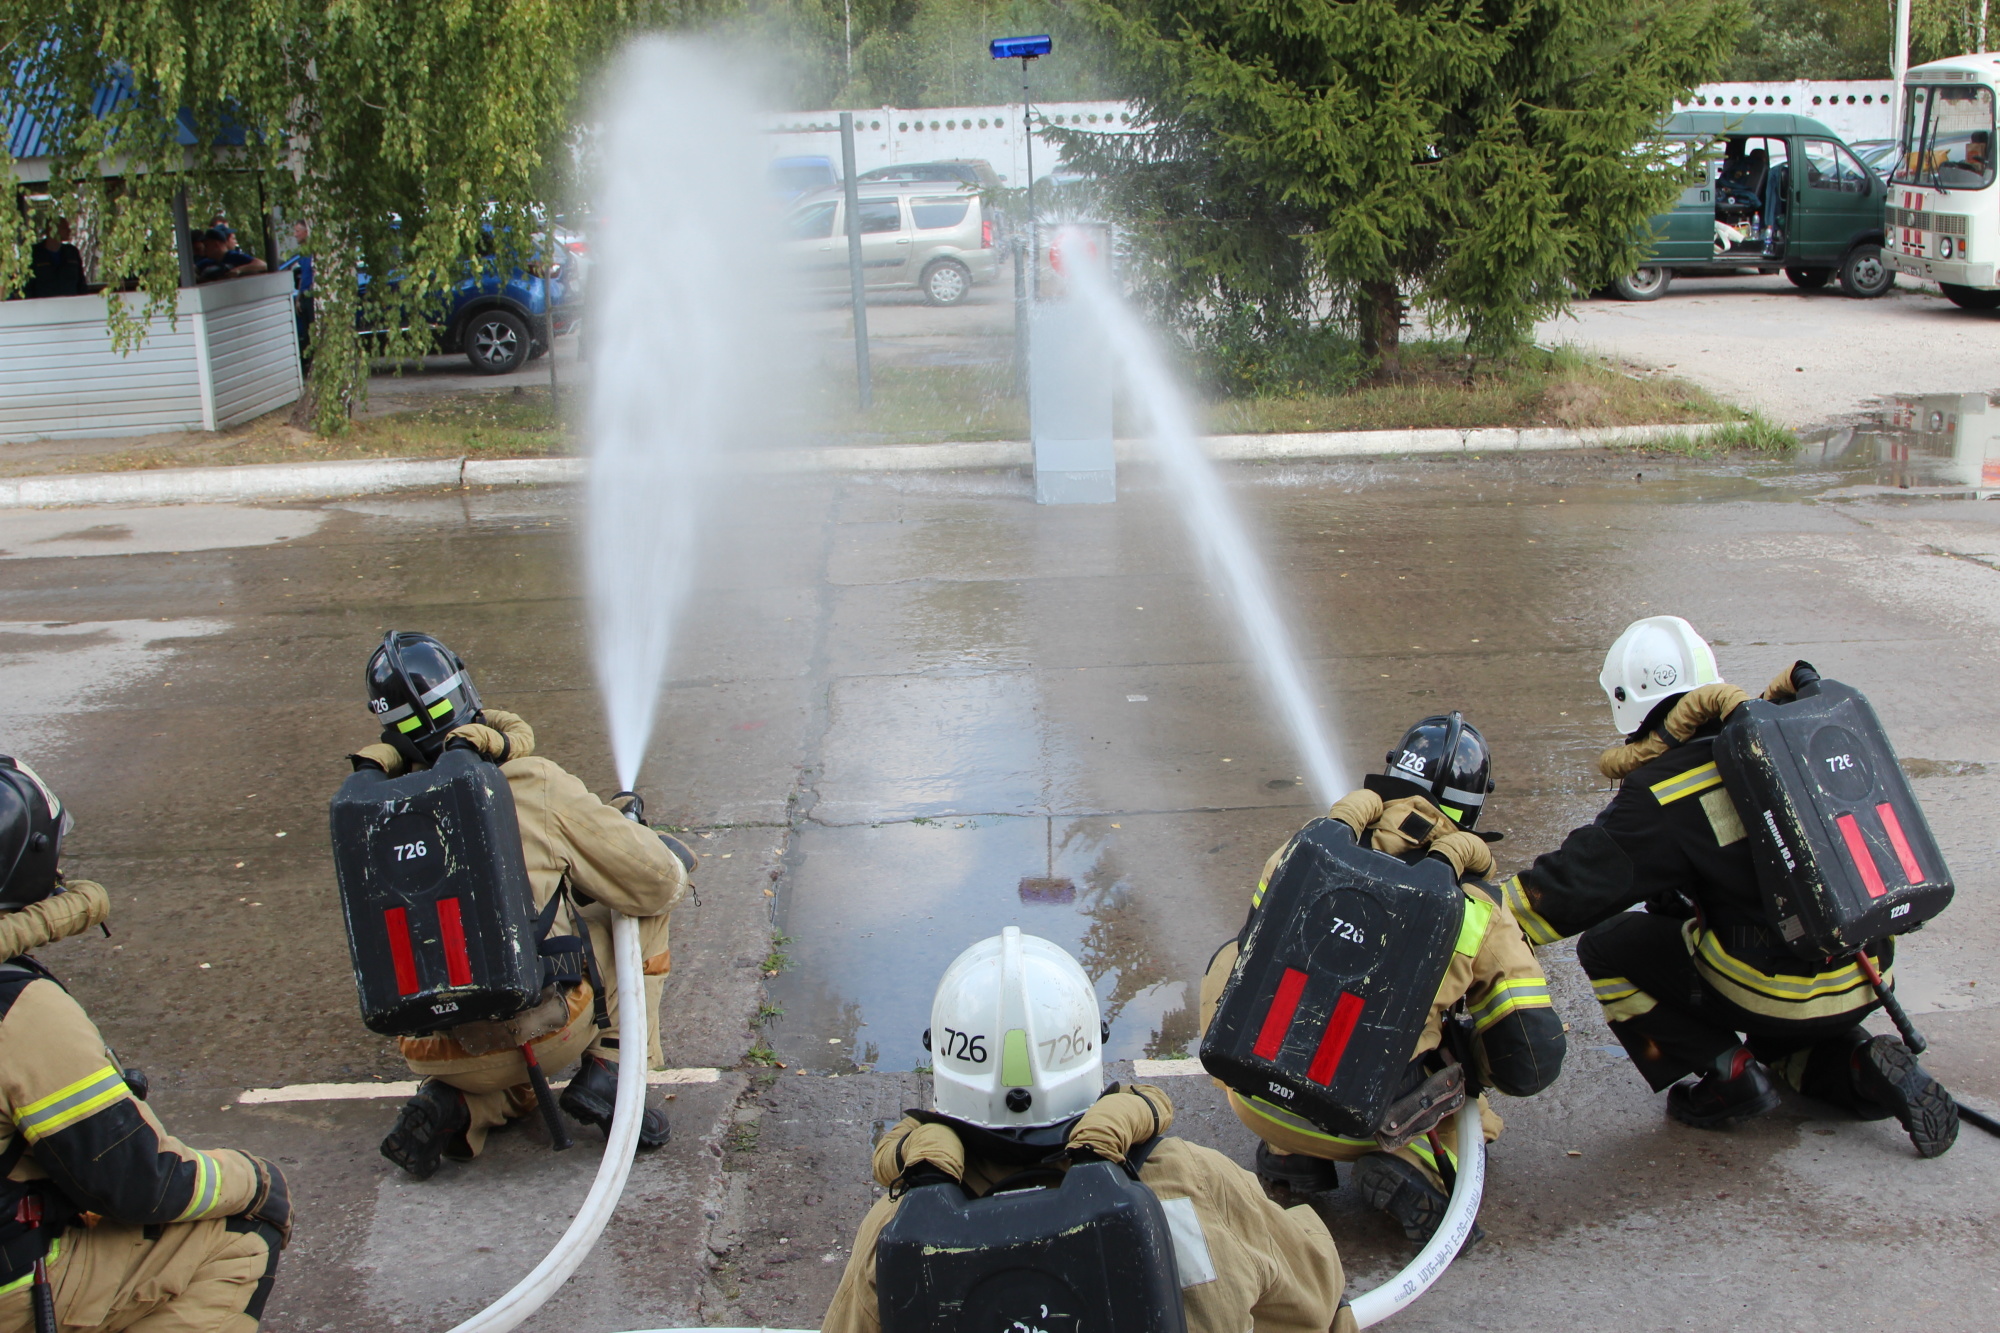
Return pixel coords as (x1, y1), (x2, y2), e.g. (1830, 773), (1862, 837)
(1849, 138), (1900, 175)
(855, 159), (1003, 189)
(780, 182), (998, 305)
(358, 236), (576, 375)
(771, 155), (839, 202)
(1611, 110), (1891, 301)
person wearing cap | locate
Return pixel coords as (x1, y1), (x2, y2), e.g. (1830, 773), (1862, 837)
(1503, 615), (1957, 1156)
(351, 632), (694, 1177)
(1200, 712), (1564, 1243)
(192, 229), (267, 283)
(0, 756), (290, 1330)
(823, 928), (1355, 1333)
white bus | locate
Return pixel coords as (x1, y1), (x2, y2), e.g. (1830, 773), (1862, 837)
(1884, 53), (2000, 307)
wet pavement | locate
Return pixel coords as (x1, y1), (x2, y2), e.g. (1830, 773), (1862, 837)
(3, 417), (2000, 1329)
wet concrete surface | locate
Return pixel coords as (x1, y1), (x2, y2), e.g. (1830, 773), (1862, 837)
(3, 428), (1999, 1329)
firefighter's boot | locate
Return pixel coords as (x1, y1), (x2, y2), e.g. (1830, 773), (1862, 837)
(381, 1079), (472, 1180)
(1667, 1048), (1781, 1130)
(1255, 1143), (1340, 1196)
(1851, 1035), (1958, 1158)
(1352, 1152), (1483, 1246)
(559, 1054), (670, 1148)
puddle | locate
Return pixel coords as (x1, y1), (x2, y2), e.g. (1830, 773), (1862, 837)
(1798, 391), (2000, 494)
(0, 504), (326, 559)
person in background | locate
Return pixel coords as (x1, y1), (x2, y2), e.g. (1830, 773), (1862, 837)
(280, 219), (315, 360)
(193, 230), (267, 283)
(25, 219), (85, 298)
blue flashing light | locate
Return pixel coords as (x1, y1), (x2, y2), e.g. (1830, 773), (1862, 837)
(990, 34), (1053, 60)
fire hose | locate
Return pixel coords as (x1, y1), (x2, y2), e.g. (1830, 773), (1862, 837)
(443, 912), (647, 1333)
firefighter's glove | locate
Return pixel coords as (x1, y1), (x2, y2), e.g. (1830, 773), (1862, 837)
(349, 743), (406, 776)
(1066, 1085), (1174, 1164)
(873, 1120), (966, 1191)
(658, 832), (699, 875)
(0, 878), (111, 954)
(1323, 790), (1385, 842)
(477, 709), (536, 758)
(1369, 795), (1454, 860)
(1598, 732), (1668, 781)
(1428, 830), (1494, 881)
(1762, 659), (1821, 703)
(243, 1156), (292, 1249)
(444, 722), (514, 764)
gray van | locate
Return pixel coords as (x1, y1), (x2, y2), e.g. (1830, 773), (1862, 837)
(782, 182), (999, 305)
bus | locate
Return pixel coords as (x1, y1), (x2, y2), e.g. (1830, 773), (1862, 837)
(1884, 53), (2000, 308)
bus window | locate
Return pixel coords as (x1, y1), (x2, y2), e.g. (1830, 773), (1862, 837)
(1896, 85), (1996, 189)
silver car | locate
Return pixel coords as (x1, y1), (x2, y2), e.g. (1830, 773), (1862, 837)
(781, 182), (999, 305)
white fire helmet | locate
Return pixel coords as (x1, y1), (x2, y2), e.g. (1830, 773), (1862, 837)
(928, 927), (1104, 1130)
(1599, 615), (1721, 735)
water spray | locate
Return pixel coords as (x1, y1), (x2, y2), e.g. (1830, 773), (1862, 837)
(1059, 240), (1346, 806)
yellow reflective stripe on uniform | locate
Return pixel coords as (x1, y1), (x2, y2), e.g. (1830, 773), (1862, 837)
(17, 1065), (126, 1141)
(1687, 925), (1885, 1020)
(1237, 1095), (1376, 1149)
(1588, 975), (1658, 1022)
(1651, 762), (1723, 805)
(1468, 977), (1552, 1031)
(1502, 875), (1562, 947)
(173, 1150), (226, 1222)
(1454, 896), (1493, 957)
(1406, 1135), (1457, 1172)
(0, 1236), (58, 1294)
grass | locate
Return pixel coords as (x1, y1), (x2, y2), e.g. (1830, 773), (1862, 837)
(761, 934), (792, 978)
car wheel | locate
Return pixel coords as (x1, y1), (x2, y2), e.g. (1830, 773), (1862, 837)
(1940, 282), (2000, 310)
(465, 309), (530, 374)
(1784, 267), (1832, 290)
(1838, 245), (1894, 298)
(1612, 267), (1671, 301)
(921, 259), (972, 307)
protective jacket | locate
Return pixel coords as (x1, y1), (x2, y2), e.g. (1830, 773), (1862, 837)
(352, 710), (685, 1147)
(1202, 784), (1563, 1174)
(0, 882), (286, 1331)
(1503, 677), (1891, 1026)
(821, 1085), (1354, 1333)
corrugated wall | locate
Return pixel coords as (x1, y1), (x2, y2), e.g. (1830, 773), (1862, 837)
(203, 284), (301, 429)
(0, 296), (204, 441)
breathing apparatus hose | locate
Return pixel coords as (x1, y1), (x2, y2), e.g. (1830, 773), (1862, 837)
(443, 913), (648, 1333)
(1348, 1104), (1486, 1327)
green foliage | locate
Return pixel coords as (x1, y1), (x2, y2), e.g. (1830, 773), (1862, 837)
(1061, 0), (1744, 372)
(2, 1), (710, 431)
(1723, 0), (1987, 81)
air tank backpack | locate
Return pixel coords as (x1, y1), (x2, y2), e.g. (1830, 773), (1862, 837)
(876, 1146), (1187, 1333)
(329, 747), (592, 1036)
(1714, 677), (1954, 959)
(1200, 817), (1464, 1141)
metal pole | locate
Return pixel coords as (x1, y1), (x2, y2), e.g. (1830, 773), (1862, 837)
(1014, 234), (1030, 409)
(1982, 0), (1990, 51)
(1894, 0), (1912, 138)
(839, 111), (872, 410)
(545, 215), (560, 407)
(1021, 56), (1037, 300)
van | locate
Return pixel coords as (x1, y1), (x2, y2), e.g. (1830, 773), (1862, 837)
(1612, 111), (1891, 301)
(781, 182), (998, 306)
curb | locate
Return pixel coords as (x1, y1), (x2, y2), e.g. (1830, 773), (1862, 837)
(0, 423), (1732, 508)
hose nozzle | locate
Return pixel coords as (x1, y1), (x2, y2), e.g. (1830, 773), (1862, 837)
(611, 791), (645, 824)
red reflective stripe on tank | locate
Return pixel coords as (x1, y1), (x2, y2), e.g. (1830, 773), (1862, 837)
(1306, 992), (1366, 1086)
(436, 898), (474, 987)
(1836, 813), (1888, 899)
(1253, 968), (1309, 1060)
(384, 907), (420, 995)
(1876, 803), (1924, 884)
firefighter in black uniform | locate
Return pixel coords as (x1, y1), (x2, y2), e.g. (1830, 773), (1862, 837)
(1503, 616), (1957, 1156)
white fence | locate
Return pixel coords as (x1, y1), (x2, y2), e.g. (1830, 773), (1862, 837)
(767, 83), (1904, 185)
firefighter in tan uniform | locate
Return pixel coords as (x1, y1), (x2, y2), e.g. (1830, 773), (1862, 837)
(352, 633), (695, 1178)
(824, 929), (1355, 1333)
(0, 757), (289, 1332)
(1202, 714), (1566, 1243)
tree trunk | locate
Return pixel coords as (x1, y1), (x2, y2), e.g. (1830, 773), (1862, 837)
(1357, 280), (1404, 379)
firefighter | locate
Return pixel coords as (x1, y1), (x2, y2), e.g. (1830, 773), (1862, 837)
(1201, 713), (1566, 1242)
(823, 928), (1353, 1333)
(352, 632), (694, 1178)
(1503, 615), (1957, 1156)
(0, 757), (290, 1332)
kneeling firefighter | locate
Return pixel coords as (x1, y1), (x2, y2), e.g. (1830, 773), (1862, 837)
(1503, 616), (1958, 1155)
(822, 927), (1355, 1333)
(339, 632), (696, 1178)
(0, 757), (290, 1332)
(1200, 714), (1566, 1243)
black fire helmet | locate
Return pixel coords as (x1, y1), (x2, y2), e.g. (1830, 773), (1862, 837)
(1381, 711), (1495, 830)
(0, 757), (71, 910)
(365, 631), (483, 764)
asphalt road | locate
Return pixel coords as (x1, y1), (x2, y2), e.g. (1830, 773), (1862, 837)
(3, 434), (1998, 1330)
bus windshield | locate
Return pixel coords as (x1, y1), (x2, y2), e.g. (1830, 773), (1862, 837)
(1895, 84), (1997, 190)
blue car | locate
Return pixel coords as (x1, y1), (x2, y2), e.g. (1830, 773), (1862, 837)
(358, 234), (578, 374)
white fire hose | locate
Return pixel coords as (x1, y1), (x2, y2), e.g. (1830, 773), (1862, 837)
(606, 1100), (1484, 1333)
(444, 913), (648, 1333)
